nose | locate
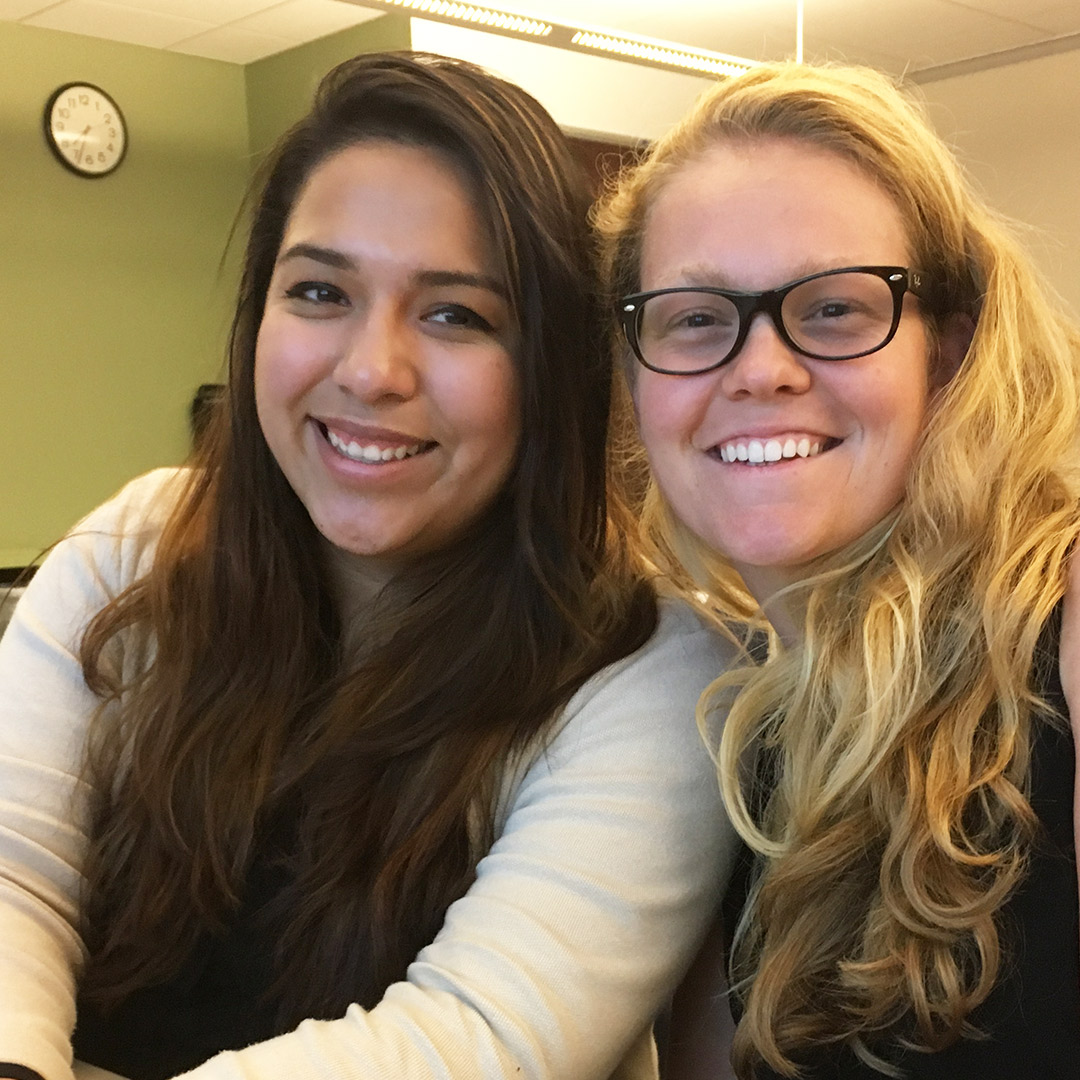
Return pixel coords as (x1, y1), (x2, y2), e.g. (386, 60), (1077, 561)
(332, 305), (419, 403)
(718, 312), (812, 400)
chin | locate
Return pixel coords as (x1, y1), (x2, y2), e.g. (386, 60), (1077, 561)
(710, 535), (821, 575)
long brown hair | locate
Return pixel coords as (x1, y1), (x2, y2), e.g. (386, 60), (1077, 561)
(597, 64), (1080, 1075)
(78, 51), (655, 1026)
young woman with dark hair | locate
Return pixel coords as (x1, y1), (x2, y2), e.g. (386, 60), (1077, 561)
(0, 52), (736, 1080)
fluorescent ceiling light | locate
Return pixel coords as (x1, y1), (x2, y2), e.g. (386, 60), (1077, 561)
(350, 0), (758, 77)
(376, 1), (552, 36)
(569, 29), (753, 77)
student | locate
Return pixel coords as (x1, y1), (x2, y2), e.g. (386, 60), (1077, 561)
(598, 62), (1080, 1078)
(0, 52), (737, 1080)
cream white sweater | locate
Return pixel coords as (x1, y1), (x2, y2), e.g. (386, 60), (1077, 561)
(0, 469), (738, 1080)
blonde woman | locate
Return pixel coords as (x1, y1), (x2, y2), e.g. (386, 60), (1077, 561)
(598, 63), (1080, 1078)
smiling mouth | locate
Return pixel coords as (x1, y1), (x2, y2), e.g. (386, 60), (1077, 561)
(319, 422), (437, 464)
(712, 436), (842, 465)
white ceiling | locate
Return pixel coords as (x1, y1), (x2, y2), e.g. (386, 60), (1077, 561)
(3, 0), (1080, 75)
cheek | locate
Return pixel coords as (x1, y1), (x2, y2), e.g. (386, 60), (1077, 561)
(878, 361), (932, 447)
(633, 372), (700, 461)
(841, 369), (931, 502)
(251, 318), (315, 461)
(251, 325), (275, 428)
(444, 353), (522, 469)
(253, 315), (287, 393)
(252, 327), (287, 444)
(253, 316), (322, 415)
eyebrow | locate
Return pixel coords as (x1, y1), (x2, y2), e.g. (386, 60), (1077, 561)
(278, 243), (353, 271)
(671, 259), (858, 290)
(277, 243), (508, 298)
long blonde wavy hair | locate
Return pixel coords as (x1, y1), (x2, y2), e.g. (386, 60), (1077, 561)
(596, 63), (1080, 1076)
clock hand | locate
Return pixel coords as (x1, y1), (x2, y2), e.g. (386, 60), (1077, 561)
(74, 125), (91, 165)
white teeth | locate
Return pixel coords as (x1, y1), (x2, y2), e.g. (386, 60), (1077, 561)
(718, 436), (826, 465)
(326, 428), (426, 463)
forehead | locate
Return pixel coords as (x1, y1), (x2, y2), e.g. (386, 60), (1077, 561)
(640, 137), (910, 290)
(283, 140), (494, 261)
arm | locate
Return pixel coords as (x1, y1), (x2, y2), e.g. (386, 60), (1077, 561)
(0, 471), (178, 1080)
(664, 915), (737, 1080)
(175, 599), (740, 1080)
(0, 551), (108, 1080)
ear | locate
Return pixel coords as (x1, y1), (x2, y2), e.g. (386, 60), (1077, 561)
(933, 312), (976, 387)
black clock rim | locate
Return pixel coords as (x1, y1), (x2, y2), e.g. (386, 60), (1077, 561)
(43, 81), (128, 178)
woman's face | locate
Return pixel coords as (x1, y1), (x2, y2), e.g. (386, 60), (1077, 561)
(633, 138), (933, 603)
(255, 141), (520, 580)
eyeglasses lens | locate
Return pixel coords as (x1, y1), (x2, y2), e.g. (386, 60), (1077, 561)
(636, 292), (739, 374)
(781, 272), (896, 359)
(635, 271), (899, 373)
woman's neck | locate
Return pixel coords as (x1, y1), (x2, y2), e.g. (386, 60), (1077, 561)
(761, 599), (802, 648)
(734, 565), (804, 648)
(319, 540), (399, 647)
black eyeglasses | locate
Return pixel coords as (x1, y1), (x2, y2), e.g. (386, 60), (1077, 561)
(620, 266), (929, 376)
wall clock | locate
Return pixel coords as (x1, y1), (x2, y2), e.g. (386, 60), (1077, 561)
(44, 82), (128, 177)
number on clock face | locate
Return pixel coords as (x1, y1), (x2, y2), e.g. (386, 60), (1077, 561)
(45, 83), (127, 177)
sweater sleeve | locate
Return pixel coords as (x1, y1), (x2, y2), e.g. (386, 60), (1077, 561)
(1, 474), (740, 1080)
(0, 471), (180, 1080)
(174, 599), (740, 1080)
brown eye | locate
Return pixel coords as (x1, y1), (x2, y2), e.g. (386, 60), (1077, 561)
(285, 281), (348, 306)
(425, 304), (495, 334)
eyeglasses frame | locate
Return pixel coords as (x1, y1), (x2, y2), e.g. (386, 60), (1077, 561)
(619, 265), (929, 376)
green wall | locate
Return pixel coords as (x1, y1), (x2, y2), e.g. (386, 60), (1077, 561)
(0, 14), (409, 567)
(245, 14), (410, 159)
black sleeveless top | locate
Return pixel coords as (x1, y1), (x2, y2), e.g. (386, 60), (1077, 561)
(723, 613), (1080, 1078)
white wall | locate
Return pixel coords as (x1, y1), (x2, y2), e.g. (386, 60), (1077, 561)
(919, 49), (1080, 317)
(412, 19), (1080, 318)
(409, 18), (714, 144)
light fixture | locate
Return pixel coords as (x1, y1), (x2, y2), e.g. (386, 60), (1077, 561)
(366, 0), (552, 37)
(568, 29), (753, 78)
(348, 0), (758, 78)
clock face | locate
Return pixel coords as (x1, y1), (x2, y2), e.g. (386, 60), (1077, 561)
(44, 83), (127, 177)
